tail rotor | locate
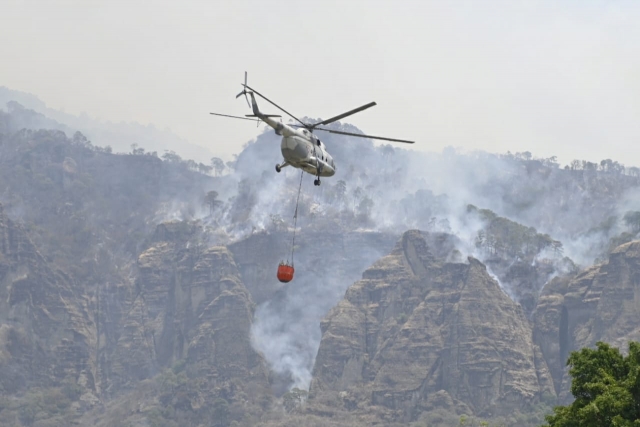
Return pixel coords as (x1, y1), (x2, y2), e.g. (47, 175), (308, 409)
(235, 71), (251, 109)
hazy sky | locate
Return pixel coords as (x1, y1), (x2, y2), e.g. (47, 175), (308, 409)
(1, 0), (639, 165)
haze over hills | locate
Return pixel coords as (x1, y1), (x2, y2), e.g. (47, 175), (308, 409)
(1, 93), (640, 426)
(0, 87), (216, 162)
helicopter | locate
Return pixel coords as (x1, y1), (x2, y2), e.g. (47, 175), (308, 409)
(210, 72), (414, 186)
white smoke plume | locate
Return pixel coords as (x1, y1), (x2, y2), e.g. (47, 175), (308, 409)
(210, 121), (640, 392)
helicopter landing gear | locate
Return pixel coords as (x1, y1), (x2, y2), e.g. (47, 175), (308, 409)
(276, 161), (289, 173)
(314, 178), (321, 186)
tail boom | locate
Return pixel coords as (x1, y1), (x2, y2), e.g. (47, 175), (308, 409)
(248, 92), (295, 136)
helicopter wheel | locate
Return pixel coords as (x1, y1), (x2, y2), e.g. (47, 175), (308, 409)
(275, 164), (281, 173)
(314, 179), (321, 186)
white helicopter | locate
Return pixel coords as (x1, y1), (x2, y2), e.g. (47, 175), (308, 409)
(210, 72), (414, 186)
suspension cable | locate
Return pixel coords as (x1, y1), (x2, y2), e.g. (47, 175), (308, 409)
(290, 170), (304, 266)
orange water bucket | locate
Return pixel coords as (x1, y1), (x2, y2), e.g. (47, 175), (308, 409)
(277, 262), (295, 283)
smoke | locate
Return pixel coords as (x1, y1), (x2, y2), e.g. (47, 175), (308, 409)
(212, 121), (640, 392)
(248, 230), (397, 392)
(6, 96), (637, 393)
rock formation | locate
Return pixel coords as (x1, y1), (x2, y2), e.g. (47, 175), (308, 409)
(309, 230), (554, 423)
(533, 240), (640, 401)
(0, 203), (98, 406)
(103, 220), (271, 399)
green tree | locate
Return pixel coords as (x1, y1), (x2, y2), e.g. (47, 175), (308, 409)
(543, 341), (640, 427)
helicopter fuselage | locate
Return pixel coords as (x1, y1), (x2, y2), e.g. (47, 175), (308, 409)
(251, 94), (335, 178)
(280, 131), (335, 177)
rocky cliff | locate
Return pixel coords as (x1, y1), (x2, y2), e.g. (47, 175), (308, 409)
(308, 230), (554, 424)
(92, 220), (271, 423)
(533, 240), (640, 401)
(0, 214), (273, 426)
(0, 202), (99, 424)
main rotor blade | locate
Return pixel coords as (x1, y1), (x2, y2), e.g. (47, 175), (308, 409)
(210, 112), (260, 123)
(243, 84), (308, 128)
(310, 102), (377, 128)
(312, 126), (414, 144)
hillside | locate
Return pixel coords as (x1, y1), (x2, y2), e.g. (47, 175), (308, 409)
(0, 88), (214, 161)
(1, 99), (640, 426)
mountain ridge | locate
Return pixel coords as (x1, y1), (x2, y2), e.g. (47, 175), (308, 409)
(1, 96), (640, 426)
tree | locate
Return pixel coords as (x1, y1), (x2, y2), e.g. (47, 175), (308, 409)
(211, 157), (225, 176)
(282, 388), (308, 413)
(352, 186), (363, 211)
(623, 211), (640, 233)
(475, 230), (486, 249)
(543, 341), (640, 427)
(186, 159), (197, 170)
(570, 160), (582, 171)
(543, 156), (559, 168)
(517, 151), (532, 161)
(198, 163), (213, 175)
(72, 131), (91, 147)
(211, 397), (230, 426)
(162, 150), (182, 163)
(131, 143), (145, 155)
(204, 191), (223, 216)
(357, 196), (374, 217)
(551, 240), (564, 257)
